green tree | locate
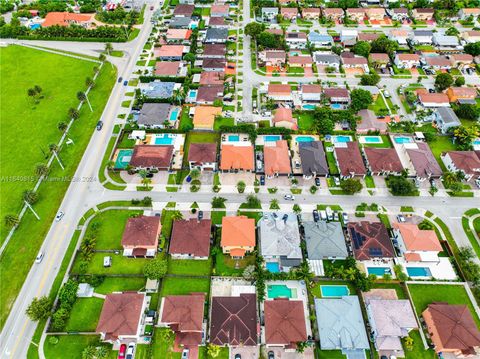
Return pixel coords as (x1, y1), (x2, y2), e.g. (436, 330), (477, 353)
(85, 77), (95, 88)
(183, 52), (196, 65)
(246, 194), (261, 208)
(82, 345), (96, 359)
(296, 341), (311, 353)
(35, 163), (49, 177)
(211, 196), (227, 208)
(454, 76), (465, 86)
(449, 181), (463, 194)
(464, 41), (480, 56)
(359, 71), (380, 86)
(58, 279), (79, 306)
(434, 73), (454, 91)
(171, 210), (184, 221)
(445, 27), (459, 36)
(370, 35), (398, 55)
(269, 199), (280, 210)
(453, 125), (479, 150)
(293, 204), (301, 214)
(104, 42), (113, 55)
(340, 178), (363, 194)
(244, 22), (265, 38)
(206, 344), (221, 358)
(189, 168), (201, 180)
(143, 258), (168, 279)
(57, 121), (68, 132)
(4, 214), (20, 228)
(23, 190), (38, 204)
(454, 104), (480, 120)
(404, 336), (414, 351)
(26, 296), (52, 321)
(309, 185), (317, 194)
(68, 107), (80, 120)
(387, 176), (416, 196)
(237, 180), (246, 193)
(350, 89), (373, 112)
(50, 307), (70, 331)
(352, 41), (371, 58)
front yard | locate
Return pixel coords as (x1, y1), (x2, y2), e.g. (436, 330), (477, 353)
(44, 335), (111, 359)
(65, 297), (104, 332)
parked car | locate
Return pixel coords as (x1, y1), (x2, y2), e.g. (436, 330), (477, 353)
(118, 77), (123, 83)
(333, 177), (340, 186)
(397, 214), (406, 223)
(181, 349), (189, 359)
(150, 5), (154, 10)
(118, 344), (127, 359)
(476, 179), (480, 188)
(123, 80), (128, 86)
(315, 177), (321, 187)
(234, 355), (241, 359)
(268, 351), (275, 359)
(260, 175), (265, 186)
(96, 121), (103, 131)
(55, 211), (65, 221)
(342, 212), (349, 223)
(126, 343), (135, 359)
(35, 252), (44, 264)
(313, 210), (319, 222)
(198, 210), (204, 220)
(284, 194), (295, 201)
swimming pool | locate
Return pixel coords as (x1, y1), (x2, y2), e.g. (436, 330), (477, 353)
(320, 285), (350, 298)
(367, 267), (391, 276)
(302, 104), (316, 110)
(169, 108), (180, 122)
(331, 103), (343, 110)
(406, 267), (432, 277)
(296, 136), (314, 143)
(473, 140), (480, 145)
(332, 135), (352, 143)
(114, 149), (133, 169)
(266, 262), (280, 273)
(188, 89), (197, 100)
(30, 24), (41, 30)
(267, 284), (295, 298)
(154, 134), (175, 145)
(264, 135), (281, 142)
(360, 136), (383, 144)
(228, 135), (240, 142)
(394, 136), (414, 144)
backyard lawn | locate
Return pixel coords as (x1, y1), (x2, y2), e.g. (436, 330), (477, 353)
(408, 284), (480, 327)
(316, 348), (346, 359)
(44, 335), (112, 359)
(71, 253), (148, 275)
(368, 95), (389, 115)
(160, 277), (210, 296)
(214, 117), (235, 131)
(0, 45), (115, 328)
(66, 297), (104, 332)
(87, 210), (142, 250)
(94, 277), (146, 294)
(151, 329), (181, 359)
(214, 252), (255, 276)
(402, 329), (435, 359)
(167, 258), (212, 276)
(211, 211), (226, 225)
(296, 111), (315, 131)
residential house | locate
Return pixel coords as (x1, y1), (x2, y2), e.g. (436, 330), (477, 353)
(412, 8), (435, 22)
(211, 4), (229, 17)
(341, 56), (370, 73)
(221, 216), (256, 258)
(449, 54), (474, 69)
(406, 142), (443, 179)
(210, 293), (258, 346)
(263, 140), (292, 177)
(302, 84), (322, 102)
(264, 299), (307, 349)
(324, 87), (350, 103)
(273, 108), (298, 130)
(394, 53), (421, 69)
(289, 55), (313, 68)
(392, 222), (442, 263)
(347, 221), (394, 261)
(358, 32), (381, 42)
(129, 145), (174, 171)
(259, 213), (302, 270)
(334, 141), (367, 178)
(137, 103), (173, 129)
(169, 16), (193, 29)
(42, 12), (93, 27)
(446, 87), (477, 103)
(142, 81), (177, 99)
(169, 219), (211, 259)
(261, 7), (279, 23)
(220, 143), (255, 172)
(196, 84), (224, 105)
(389, 29), (409, 46)
(432, 34), (460, 49)
(205, 28), (228, 43)
(366, 8), (386, 21)
(267, 84), (293, 102)
(304, 221), (348, 259)
(418, 93), (450, 108)
(341, 29), (358, 46)
(313, 53), (341, 72)
(173, 4), (194, 17)
(209, 16), (227, 28)
(458, 8), (480, 20)
(298, 141), (329, 178)
(388, 8), (409, 22)
(369, 53), (390, 68)
(281, 7), (298, 20)
(158, 293), (205, 350)
(258, 50), (287, 67)
(188, 143), (217, 171)
(308, 32), (334, 48)
(356, 109), (387, 134)
(346, 8), (366, 23)
(155, 61), (186, 77)
(432, 107), (461, 133)
(121, 215), (161, 258)
(425, 56), (453, 70)
(411, 30), (433, 44)
(285, 32), (308, 49)
(96, 293), (147, 344)
(322, 8), (344, 23)
(302, 8), (321, 20)
(202, 58), (226, 72)
(200, 71), (224, 85)
(422, 303), (480, 357)
(364, 148), (404, 176)
(441, 151), (480, 181)
(203, 44), (227, 58)
(357, 86), (380, 100)
(155, 45), (185, 60)
(315, 296), (369, 353)
(462, 30), (480, 43)
(166, 28), (192, 43)
(192, 106), (222, 130)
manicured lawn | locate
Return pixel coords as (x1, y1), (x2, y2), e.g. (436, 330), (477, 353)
(167, 258), (212, 276)
(408, 284), (480, 328)
(361, 135), (393, 149)
(316, 348), (346, 358)
(214, 117), (235, 130)
(364, 175), (375, 188)
(66, 297), (104, 332)
(403, 329), (435, 359)
(214, 251), (255, 276)
(462, 216), (480, 258)
(71, 253), (148, 275)
(371, 282), (407, 299)
(425, 136), (456, 171)
(287, 67), (304, 74)
(178, 106), (193, 131)
(0, 46), (115, 328)
(324, 143), (339, 175)
(160, 277), (210, 296)
(296, 111), (315, 131)
(87, 209), (142, 250)
(44, 335), (110, 359)
(161, 209), (176, 238)
(94, 277), (146, 294)
(198, 346), (229, 359)
(368, 95), (389, 115)
(151, 328), (181, 359)
(211, 211), (226, 225)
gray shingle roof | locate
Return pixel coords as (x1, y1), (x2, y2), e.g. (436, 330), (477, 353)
(205, 28), (228, 41)
(142, 81), (175, 99)
(304, 221), (347, 259)
(138, 103), (172, 126)
(299, 141), (329, 177)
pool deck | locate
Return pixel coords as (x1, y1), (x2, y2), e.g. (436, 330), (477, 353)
(389, 133), (417, 176)
(397, 257), (457, 280)
(290, 135), (320, 175)
(359, 259), (396, 279)
(221, 133), (251, 146)
(255, 135), (282, 147)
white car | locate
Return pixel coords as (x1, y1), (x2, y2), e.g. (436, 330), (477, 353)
(181, 349), (189, 359)
(126, 342), (135, 359)
(35, 252), (44, 264)
(55, 211), (64, 222)
(284, 194), (295, 201)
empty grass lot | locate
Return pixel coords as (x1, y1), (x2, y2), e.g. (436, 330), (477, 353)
(160, 277), (210, 296)
(167, 258), (212, 276)
(0, 46), (115, 328)
(71, 253), (148, 275)
(44, 335), (113, 359)
(94, 277), (146, 294)
(66, 297), (104, 332)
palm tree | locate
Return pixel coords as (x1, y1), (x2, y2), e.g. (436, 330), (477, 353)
(23, 190), (39, 204)
(104, 42), (113, 55)
(77, 91), (92, 112)
(48, 143), (58, 153)
(270, 199), (279, 210)
(292, 204), (301, 214)
(141, 177), (152, 189)
(57, 122), (67, 132)
(93, 66), (99, 74)
(4, 214), (19, 228)
(81, 345), (96, 359)
(68, 107), (79, 120)
(35, 163), (49, 177)
(442, 171), (458, 188)
(246, 194), (260, 208)
(85, 77), (95, 89)
(34, 85), (42, 94)
(95, 346), (109, 359)
(106, 160), (115, 170)
(237, 180), (246, 193)
(206, 344), (221, 358)
(211, 196), (226, 208)
(189, 168), (201, 181)
(171, 88), (185, 105)
(98, 53), (106, 62)
(171, 210), (183, 221)
(27, 88), (36, 101)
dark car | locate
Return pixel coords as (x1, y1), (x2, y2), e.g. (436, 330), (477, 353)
(268, 351), (275, 359)
(96, 121), (103, 131)
(123, 80), (128, 86)
(118, 77), (123, 83)
(315, 177), (321, 187)
(118, 344), (127, 359)
(146, 172), (154, 178)
(198, 210), (204, 220)
(428, 88), (435, 93)
(234, 355), (241, 359)
(260, 175), (265, 186)
(313, 210), (319, 222)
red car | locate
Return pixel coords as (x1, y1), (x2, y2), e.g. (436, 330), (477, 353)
(118, 344), (127, 359)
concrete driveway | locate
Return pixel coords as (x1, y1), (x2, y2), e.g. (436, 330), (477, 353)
(261, 347), (315, 359)
(230, 346), (259, 359)
(220, 172), (256, 186)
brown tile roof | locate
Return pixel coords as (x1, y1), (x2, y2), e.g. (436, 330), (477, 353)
(273, 108), (293, 123)
(173, 4), (194, 16)
(197, 85), (224, 102)
(220, 145), (255, 171)
(155, 61), (181, 76)
(281, 7), (298, 16)
(42, 12), (92, 27)
(193, 106), (222, 129)
(346, 8), (366, 14)
(204, 44), (227, 57)
(334, 141), (367, 177)
(324, 87), (349, 99)
(406, 142), (443, 177)
(188, 143), (217, 164)
(302, 8), (320, 15)
(130, 145), (174, 169)
(211, 4), (229, 14)
(200, 71), (225, 85)
(450, 54), (474, 63)
(286, 32), (307, 40)
(364, 148), (404, 173)
(423, 303), (480, 355)
(155, 45), (184, 58)
(444, 151), (480, 175)
(202, 57), (226, 70)
(348, 221), (394, 260)
(342, 57), (368, 65)
(210, 293), (258, 346)
(426, 56), (451, 67)
(418, 93), (450, 104)
(160, 293), (205, 332)
(265, 50), (287, 60)
(221, 216), (256, 251)
(447, 87), (478, 98)
(396, 53), (420, 61)
(358, 33), (380, 42)
(169, 219), (211, 257)
(268, 84), (292, 96)
(96, 293), (145, 340)
(264, 299), (307, 346)
(323, 8), (344, 15)
(302, 84), (322, 93)
(369, 53), (390, 62)
(289, 55), (313, 65)
(266, 28), (284, 35)
(264, 140), (292, 176)
(121, 215), (161, 248)
(209, 16), (226, 26)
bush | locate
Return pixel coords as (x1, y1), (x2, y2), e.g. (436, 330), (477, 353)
(48, 336), (59, 345)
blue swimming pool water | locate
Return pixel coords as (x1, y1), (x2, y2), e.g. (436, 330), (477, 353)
(266, 262), (280, 273)
(228, 135), (240, 142)
(363, 136), (383, 144)
(296, 136), (314, 143)
(332, 135), (352, 143)
(320, 285), (350, 298)
(406, 267), (432, 277)
(114, 149), (133, 169)
(154, 134), (174, 145)
(188, 90), (197, 99)
(302, 104), (316, 110)
(264, 135), (281, 142)
(169, 108), (180, 122)
(473, 139), (480, 145)
(331, 104), (342, 110)
(367, 267), (391, 276)
(190, 24), (198, 29)
(394, 136), (414, 144)
(30, 24), (41, 30)
(267, 284), (293, 298)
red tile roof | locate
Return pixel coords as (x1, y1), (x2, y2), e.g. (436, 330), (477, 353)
(348, 221), (394, 260)
(204, 44), (226, 57)
(188, 143), (217, 164)
(418, 93), (450, 104)
(364, 148), (403, 173)
(264, 299), (307, 346)
(130, 145), (174, 169)
(406, 142), (443, 178)
(173, 4), (194, 16)
(324, 88), (349, 99)
(444, 151), (480, 175)
(200, 71), (225, 85)
(393, 223), (442, 252)
(220, 145), (254, 171)
(42, 12), (92, 27)
(155, 61), (181, 76)
(264, 140), (292, 176)
(169, 219), (211, 257)
(334, 141), (367, 177)
(121, 215), (161, 248)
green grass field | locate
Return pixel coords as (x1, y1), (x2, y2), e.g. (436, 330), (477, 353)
(94, 277), (146, 294)
(0, 45), (116, 329)
(44, 335), (114, 359)
(160, 277), (210, 296)
(167, 258), (212, 276)
(66, 297), (104, 332)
